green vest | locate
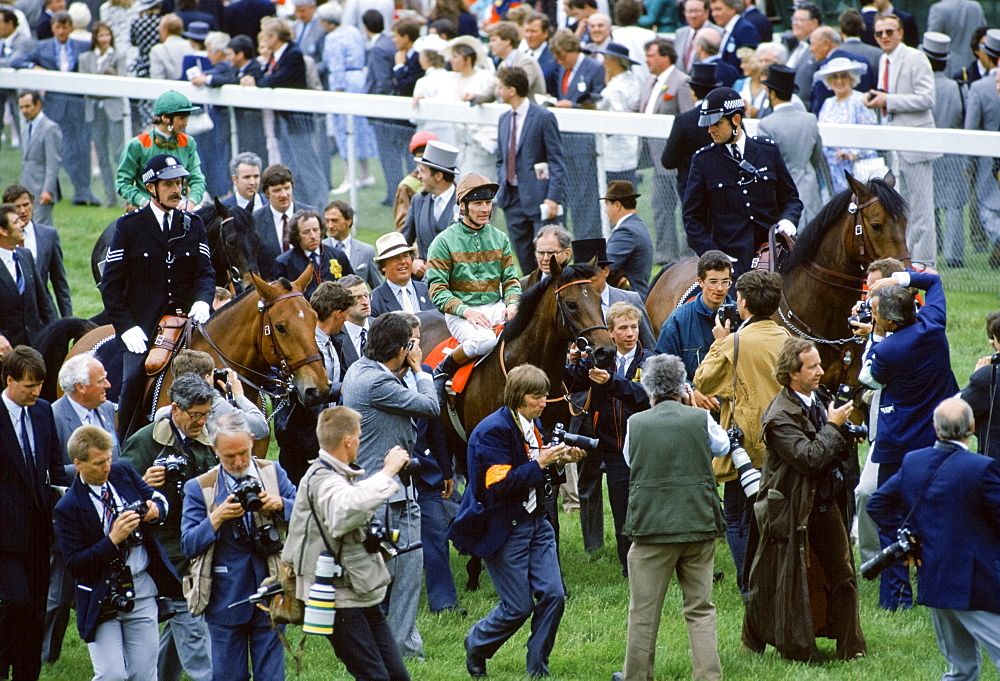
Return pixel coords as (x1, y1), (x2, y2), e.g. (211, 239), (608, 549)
(624, 399), (726, 543)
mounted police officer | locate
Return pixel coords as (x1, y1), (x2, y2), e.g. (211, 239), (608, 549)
(101, 154), (216, 438)
(116, 90), (207, 210)
(682, 86), (803, 276)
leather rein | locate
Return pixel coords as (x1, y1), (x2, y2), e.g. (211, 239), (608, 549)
(198, 290), (322, 399)
(498, 278), (607, 407)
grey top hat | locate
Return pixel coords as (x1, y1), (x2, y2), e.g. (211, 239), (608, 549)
(416, 140), (460, 174)
(920, 31), (951, 61)
(983, 28), (1000, 60)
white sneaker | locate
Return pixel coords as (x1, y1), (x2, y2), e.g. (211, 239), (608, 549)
(331, 177), (377, 195)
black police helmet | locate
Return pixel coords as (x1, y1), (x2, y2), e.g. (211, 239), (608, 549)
(698, 87), (746, 127)
(142, 154), (191, 184)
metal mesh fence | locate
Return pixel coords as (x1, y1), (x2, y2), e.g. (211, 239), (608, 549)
(0, 75), (997, 295)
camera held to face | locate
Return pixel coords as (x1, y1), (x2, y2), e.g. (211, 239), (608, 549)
(232, 477), (264, 512)
(717, 302), (741, 330)
(861, 526), (920, 580)
(848, 299), (873, 327)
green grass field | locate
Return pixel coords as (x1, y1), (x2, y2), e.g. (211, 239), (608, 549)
(3, 149), (998, 680)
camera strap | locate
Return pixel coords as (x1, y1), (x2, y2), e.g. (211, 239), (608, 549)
(168, 419), (197, 466)
(731, 331), (739, 425)
(305, 463), (345, 564)
(898, 450), (958, 529)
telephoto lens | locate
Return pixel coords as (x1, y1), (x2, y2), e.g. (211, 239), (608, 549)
(729, 439), (761, 499)
(302, 552), (339, 635)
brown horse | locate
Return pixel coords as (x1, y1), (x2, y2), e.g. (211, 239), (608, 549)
(64, 267), (329, 444)
(645, 173), (910, 387)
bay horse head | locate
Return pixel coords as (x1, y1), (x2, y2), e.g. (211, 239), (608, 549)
(842, 171), (910, 271)
(248, 267), (329, 407)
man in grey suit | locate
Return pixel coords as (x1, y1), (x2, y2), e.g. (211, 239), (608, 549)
(322, 200), (382, 289)
(675, 0), (721, 72)
(963, 29), (1000, 268)
(636, 38), (695, 264)
(401, 141), (458, 278)
(496, 65), (567, 272)
(490, 22), (546, 99)
(5, 185), (71, 317)
(42, 354), (118, 664)
(0, 8), (34, 147)
(291, 0), (324, 76)
(149, 14), (193, 80)
(924, 33), (969, 268)
(341, 313), (439, 661)
(16, 92), (61, 225)
(757, 65), (827, 228)
(928, 0), (986, 74)
(865, 14), (941, 269)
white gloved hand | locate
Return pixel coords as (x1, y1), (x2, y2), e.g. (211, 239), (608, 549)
(188, 301), (210, 325)
(121, 326), (148, 354)
(776, 219), (797, 237)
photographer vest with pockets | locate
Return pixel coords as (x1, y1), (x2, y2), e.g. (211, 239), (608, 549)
(183, 460), (283, 615)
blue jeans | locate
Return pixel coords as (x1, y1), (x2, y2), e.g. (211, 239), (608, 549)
(876, 462), (913, 611)
(416, 490), (459, 612)
(723, 479), (749, 594)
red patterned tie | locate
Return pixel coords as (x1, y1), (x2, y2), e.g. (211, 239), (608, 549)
(506, 112), (517, 183)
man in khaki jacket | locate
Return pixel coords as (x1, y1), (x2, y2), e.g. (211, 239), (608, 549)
(694, 270), (789, 593)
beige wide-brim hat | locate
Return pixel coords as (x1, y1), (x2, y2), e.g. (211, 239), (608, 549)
(374, 232), (418, 262)
(444, 36), (492, 72)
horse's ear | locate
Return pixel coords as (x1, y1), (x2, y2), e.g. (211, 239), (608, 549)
(215, 196), (228, 216)
(588, 255), (598, 267)
(550, 255), (564, 279)
(292, 262), (313, 292)
(844, 170), (869, 198)
(251, 271), (276, 298)
(882, 170), (895, 188)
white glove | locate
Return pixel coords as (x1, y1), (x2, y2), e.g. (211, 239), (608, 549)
(121, 326), (148, 354)
(188, 301), (210, 325)
(776, 219), (797, 237)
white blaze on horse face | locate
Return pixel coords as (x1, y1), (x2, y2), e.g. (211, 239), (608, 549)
(299, 310), (304, 319)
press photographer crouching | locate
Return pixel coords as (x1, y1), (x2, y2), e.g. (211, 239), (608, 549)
(742, 338), (867, 663)
(868, 398), (1000, 678)
(282, 406), (412, 681)
(180, 412), (297, 681)
(54, 425), (181, 681)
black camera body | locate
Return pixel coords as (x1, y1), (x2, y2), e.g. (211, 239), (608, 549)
(575, 336), (615, 371)
(213, 368), (229, 384)
(364, 517), (403, 555)
(848, 299), (873, 327)
(252, 523), (284, 556)
(717, 302), (741, 330)
(232, 478), (264, 513)
(118, 499), (148, 547)
(100, 562), (136, 621)
(153, 453), (188, 496)
(550, 423), (599, 452)
(396, 457), (422, 486)
(860, 526), (920, 580)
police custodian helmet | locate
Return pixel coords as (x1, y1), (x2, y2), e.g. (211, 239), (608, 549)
(142, 154), (191, 184)
(698, 87), (746, 127)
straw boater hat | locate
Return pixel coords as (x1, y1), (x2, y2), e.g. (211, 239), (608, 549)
(373, 232), (418, 262)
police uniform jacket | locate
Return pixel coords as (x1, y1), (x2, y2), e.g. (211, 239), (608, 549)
(100, 205), (216, 339)
(683, 135), (802, 275)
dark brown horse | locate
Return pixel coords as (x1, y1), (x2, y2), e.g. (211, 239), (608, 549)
(645, 173), (910, 387)
(64, 267), (329, 445)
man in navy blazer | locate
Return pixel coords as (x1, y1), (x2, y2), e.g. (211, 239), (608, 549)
(252, 164), (317, 280)
(551, 29), (605, 242)
(181, 413), (296, 681)
(521, 12), (560, 96)
(12, 11), (100, 206)
(496, 65), (567, 272)
(603, 181), (652, 300)
(54, 427), (180, 678)
(741, 0), (771, 42)
(0, 346), (69, 681)
(368, 233), (436, 317)
(6, 184), (72, 317)
(709, 0), (760, 69)
(860, 269), (959, 611)
(869, 398), (1000, 678)
(200, 37), (268, 166)
(0, 205), (55, 351)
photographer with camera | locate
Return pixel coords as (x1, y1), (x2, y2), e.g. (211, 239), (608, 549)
(859, 268), (958, 611)
(282, 406), (412, 681)
(693, 269), (789, 592)
(960, 310), (1000, 459)
(450, 364), (585, 679)
(742, 338), (867, 663)
(180, 411), (297, 681)
(614, 354), (730, 681)
(868, 398), (1000, 678)
(54, 425), (181, 681)
(565, 301), (652, 575)
(120, 374), (220, 681)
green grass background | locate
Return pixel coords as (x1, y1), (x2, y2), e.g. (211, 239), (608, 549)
(2, 146), (997, 680)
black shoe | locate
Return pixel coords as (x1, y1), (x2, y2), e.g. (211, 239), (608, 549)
(433, 354), (461, 403)
(465, 636), (487, 678)
(72, 199), (100, 206)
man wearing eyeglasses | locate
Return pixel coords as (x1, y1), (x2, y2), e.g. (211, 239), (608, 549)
(865, 14), (939, 270)
(120, 374), (218, 681)
(521, 224), (573, 289)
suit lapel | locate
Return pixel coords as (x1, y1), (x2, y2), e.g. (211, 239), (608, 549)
(0, 253), (18, 296)
(0, 402), (34, 491)
(72, 477), (105, 538)
(517, 105), (535, 152)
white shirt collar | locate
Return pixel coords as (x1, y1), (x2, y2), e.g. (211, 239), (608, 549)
(616, 346), (636, 367)
(149, 202), (174, 231)
(794, 389), (815, 406)
(68, 394), (95, 425)
(600, 285), (610, 308)
(656, 64), (674, 86)
(513, 97), (531, 118)
(435, 183), (456, 203)
(271, 42), (288, 64)
(270, 201), (294, 224)
(773, 101), (794, 111)
(344, 319), (369, 345)
(728, 132), (746, 158)
(2, 392), (25, 423)
(386, 278), (413, 296)
(613, 213), (633, 230)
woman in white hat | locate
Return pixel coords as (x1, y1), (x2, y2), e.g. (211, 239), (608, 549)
(815, 56), (879, 193)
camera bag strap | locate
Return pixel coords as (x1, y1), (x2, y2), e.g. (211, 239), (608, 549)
(899, 450), (958, 528)
(182, 471), (218, 616)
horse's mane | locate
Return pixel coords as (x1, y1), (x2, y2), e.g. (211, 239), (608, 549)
(196, 202), (219, 225)
(500, 264), (595, 343)
(207, 278), (293, 324)
(781, 177), (907, 273)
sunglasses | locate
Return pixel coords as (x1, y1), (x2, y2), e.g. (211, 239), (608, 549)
(874, 29), (896, 37)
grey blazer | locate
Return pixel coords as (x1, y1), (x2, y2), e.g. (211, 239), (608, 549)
(838, 37), (883, 73)
(636, 67), (695, 174)
(341, 356), (439, 501)
(793, 54), (817, 111)
(78, 48), (129, 121)
(401, 190), (455, 261)
(51, 395), (119, 470)
(928, 0), (986, 74)
(322, 235), (383, 289)
(509, 49), (546, 100)
(881, 44), (940, 164)
(20, 113), (62, 200)
(31, 221), (72, 317)
(756, 106), (827, 227)
(148, 35), (193, 80)
(0, 29), (35, 67)
(963, 75), (1000, 209)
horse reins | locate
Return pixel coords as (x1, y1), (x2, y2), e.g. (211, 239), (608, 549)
(214, 216), (246, 295)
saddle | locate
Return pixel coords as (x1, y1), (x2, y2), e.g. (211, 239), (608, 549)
(145, 313), (191, 376)
(425, 326), (504, 395)
(751, 225), (795, 274)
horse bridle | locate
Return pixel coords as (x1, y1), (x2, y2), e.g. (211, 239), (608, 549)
(214, 216), (247, 294)
(198, 290), (322, 398)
